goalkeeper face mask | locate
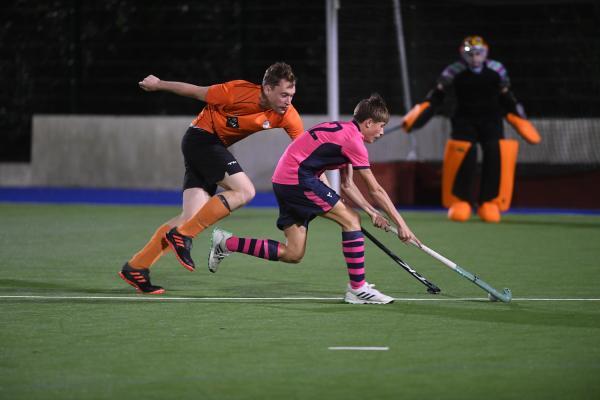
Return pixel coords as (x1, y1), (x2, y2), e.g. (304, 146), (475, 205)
(460, 35), (488, 69)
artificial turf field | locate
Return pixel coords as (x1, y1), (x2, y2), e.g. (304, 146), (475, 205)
(1, 203), (599, 400)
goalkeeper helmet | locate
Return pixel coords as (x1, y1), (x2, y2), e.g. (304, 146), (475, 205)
(460, 35), (488, 68)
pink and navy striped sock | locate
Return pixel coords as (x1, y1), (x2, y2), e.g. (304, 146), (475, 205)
(225, 236), (281, 261)
(342, 230), (365, 289)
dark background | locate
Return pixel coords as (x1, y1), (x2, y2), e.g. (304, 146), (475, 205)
(2, 0), (599, 161)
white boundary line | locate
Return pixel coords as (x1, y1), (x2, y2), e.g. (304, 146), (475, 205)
(1, 295), (600, 301)
(329, 347), (389, 351)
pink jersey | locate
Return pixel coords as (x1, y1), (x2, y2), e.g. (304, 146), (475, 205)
(272, 120), (370, 185)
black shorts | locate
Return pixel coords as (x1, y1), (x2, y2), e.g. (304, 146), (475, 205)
(181, 127), (244, 195)
(272, 179), (341, 230)
(450, 116), (504, 143)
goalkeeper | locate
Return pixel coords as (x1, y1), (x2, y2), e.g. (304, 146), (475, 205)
(402, 36), (541, 223)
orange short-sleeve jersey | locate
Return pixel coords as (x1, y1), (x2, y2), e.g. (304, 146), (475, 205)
(191, 80), (304, 147)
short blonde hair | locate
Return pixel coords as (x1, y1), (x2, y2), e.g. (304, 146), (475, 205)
(262, 62), (296, 88)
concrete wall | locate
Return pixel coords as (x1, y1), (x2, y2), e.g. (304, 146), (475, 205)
(0, 114), (448, 191)
(28, 115), (187, 189)
(0, 115), (598, 191)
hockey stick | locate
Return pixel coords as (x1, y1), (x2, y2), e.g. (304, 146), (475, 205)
(388, 227), (512, 303)
(384, 123), (403, 135)
(361, 228), (441, 294)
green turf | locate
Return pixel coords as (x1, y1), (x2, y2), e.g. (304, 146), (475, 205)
(1, 203), (600, 399)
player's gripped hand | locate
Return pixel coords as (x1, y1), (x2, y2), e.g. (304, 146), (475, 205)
(139, 75), (160, 91)
(397, 224), (422, 247)
(371, 212), (390, 230)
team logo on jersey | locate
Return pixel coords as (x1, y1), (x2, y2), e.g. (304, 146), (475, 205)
(262, 120), (271, 129)
(226, 116), (239, 129)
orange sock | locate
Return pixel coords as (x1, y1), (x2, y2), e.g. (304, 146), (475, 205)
(129, 224), (172, 269)
(178, 196), (231, 238)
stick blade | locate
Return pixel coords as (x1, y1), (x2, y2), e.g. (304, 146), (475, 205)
(501, 288), (512, 303)
(489, 288), (512, 303)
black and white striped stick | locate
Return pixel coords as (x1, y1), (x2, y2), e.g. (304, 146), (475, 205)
(361, 228), (441, 294)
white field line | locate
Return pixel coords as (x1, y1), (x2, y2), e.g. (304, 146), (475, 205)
(1, 295), (600, 302)
(328, 347), (389, 351)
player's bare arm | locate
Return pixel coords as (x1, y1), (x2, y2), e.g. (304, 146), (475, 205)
(138, 75), (209, 101)
(318, 171), (331, 187)
(339, 165), (389, 230)
(355, 168), (421, 245)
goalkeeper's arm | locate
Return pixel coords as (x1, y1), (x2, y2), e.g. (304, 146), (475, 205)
(499, 88), (541, 144)
(402, 84), (446, 133)
(499, 87), (526, 118)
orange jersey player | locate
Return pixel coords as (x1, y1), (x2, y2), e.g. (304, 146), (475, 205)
(119, 62), (303, 294)
(192, 80), (303, 146)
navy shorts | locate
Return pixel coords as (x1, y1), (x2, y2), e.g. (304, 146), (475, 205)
(272, 179), (341, 230)
(181, 127), (244, 195)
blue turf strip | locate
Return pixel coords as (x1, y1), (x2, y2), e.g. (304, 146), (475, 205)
(0, 187), (598, 215)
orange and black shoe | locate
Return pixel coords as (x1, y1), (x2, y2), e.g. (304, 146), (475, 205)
(118, 263), (165, 294)
(165, 227), (195, 271)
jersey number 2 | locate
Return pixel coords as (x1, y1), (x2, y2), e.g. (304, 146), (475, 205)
(308, 122), (343, 140)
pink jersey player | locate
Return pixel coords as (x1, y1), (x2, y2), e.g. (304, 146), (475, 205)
(273, 120), (370, 185)
(209, 94), (421, 305)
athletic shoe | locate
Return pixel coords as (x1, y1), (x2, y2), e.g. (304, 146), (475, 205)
(344, 282), (394, 304)
(118, 262), (165, 294)
(165, 227), (195, 271)
(208, 228), (232, 273)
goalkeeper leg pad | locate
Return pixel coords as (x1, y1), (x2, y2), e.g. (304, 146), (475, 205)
(489, 139), (519, 212)
(442, 139), (473, 208)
